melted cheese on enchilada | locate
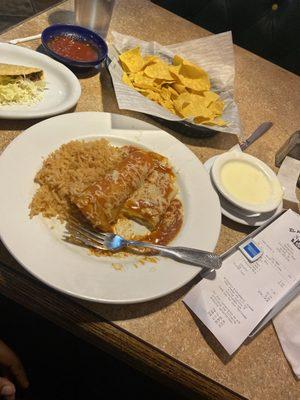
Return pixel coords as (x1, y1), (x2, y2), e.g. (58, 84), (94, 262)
(71, 143), (183, 246)
(72, 147), (155, 231)
(122, 162), (177, 230)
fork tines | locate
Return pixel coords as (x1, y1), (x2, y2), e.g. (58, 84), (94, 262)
(65, 217), (107, 250)
(64, 230), (105, 251)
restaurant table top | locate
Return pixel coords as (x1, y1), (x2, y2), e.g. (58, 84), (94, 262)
(0, 1), (299, 399)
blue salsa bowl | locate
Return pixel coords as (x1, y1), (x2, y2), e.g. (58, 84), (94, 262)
(41, 24), (108, 68)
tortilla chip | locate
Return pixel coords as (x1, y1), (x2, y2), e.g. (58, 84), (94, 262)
(167, 86), (179, 99)
(132, 72), (156, 90)
(122, 72), (134, 88)
(160, 87), (173, 101)
(119, 47), (145, 73)
(208, 99), (224, 115)
(145, 90), (162, 102)
(144, 62), (174, 81)
(172, 55), (210, 91)
(180, 75), (210, 92)
(119, 48), (225, 127)
(171, 82), (186, 95)
(173, 55), (184, 66)
(174, 92), (215, 120)
(202, 118), (227, 127)
(142, 55), (160, 69)
(203, 91), (219, 105)
(194, 115), (212, 124)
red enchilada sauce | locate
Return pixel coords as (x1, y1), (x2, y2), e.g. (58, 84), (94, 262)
(143, 199), (183, 245)
(89, 199), (183, 257)
(130, 199), (183, 255)
(47, 35), (99, 62)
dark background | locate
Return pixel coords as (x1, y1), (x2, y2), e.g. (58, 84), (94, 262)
(0, 292), (184, 400)
(152, 0), (300, 75)
(1, 0), (299, 75)
(0, 0), (60, 32)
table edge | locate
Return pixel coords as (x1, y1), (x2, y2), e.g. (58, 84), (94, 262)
(0, 261), (246, 400)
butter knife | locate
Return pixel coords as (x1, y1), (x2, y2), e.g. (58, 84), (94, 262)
(239, 121), (273, 151)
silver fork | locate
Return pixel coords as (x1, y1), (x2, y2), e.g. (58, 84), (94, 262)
(64, 220), (222, 270)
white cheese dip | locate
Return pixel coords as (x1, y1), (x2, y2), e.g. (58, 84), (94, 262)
(220, 160), (272, 205)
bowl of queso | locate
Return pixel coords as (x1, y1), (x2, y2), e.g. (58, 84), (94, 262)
(211, 151), (283, 213)
(41, 24), (108, 68)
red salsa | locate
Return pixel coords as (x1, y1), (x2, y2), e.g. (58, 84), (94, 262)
(47, 35), (99, 62)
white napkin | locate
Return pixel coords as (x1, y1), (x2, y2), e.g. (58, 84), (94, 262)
(277, 156), (300, 213)
(273, 293), (300, 378)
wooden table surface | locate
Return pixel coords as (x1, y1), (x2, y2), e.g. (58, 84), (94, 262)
(0, 1), (300, 399)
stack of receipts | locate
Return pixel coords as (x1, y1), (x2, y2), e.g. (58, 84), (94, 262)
(184, 209), (300, 355)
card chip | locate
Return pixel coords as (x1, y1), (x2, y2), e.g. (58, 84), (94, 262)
(239, 240), (263, 262)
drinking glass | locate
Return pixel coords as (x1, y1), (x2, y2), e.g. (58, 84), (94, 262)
(75, 0), (116, 38)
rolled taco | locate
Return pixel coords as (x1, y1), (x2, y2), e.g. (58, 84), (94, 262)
(0, 63), (45, 106)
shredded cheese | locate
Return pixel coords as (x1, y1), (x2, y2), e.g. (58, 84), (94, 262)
(0, 76), (46, 106)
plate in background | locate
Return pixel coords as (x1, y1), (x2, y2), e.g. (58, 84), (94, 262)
(0, 43), (81, 119)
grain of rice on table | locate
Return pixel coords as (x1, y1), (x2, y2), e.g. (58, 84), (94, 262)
(29, 139), (129, 221)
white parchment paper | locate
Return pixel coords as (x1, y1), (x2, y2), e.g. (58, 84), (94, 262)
(108, 31), (242, 136)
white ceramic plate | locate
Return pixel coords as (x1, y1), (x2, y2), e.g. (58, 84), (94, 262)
(0, 43), (81, 119)
(204, 156), (282, 227)
(0, 112), (221, 304)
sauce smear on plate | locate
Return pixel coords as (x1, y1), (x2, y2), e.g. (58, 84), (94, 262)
(47, 35), (99, 62)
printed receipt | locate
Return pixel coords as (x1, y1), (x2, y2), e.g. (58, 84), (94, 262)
(183, 209), (300, 355)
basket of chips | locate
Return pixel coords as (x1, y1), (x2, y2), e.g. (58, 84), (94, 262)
(108, 31), (241, 137)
